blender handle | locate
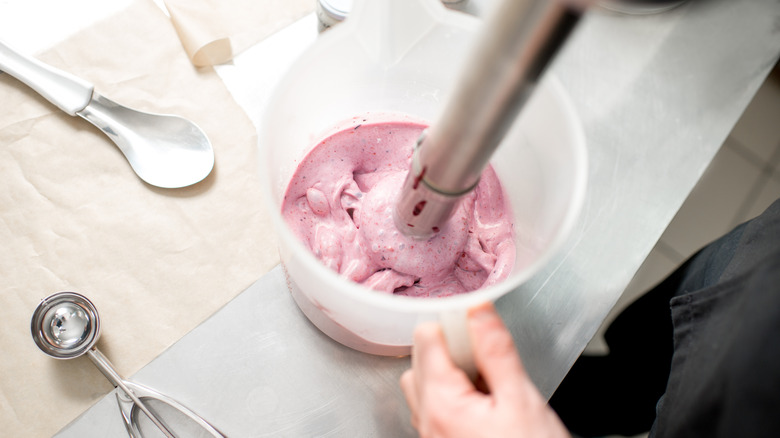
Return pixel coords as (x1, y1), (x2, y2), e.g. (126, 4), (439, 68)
(422, 0), (583, 193)
(394, 0), (586, 239)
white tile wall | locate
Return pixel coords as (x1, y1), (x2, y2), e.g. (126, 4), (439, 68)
(730, 75), (780, 164)
(660, 142), (764, 259)
(647, 66), (780, 295)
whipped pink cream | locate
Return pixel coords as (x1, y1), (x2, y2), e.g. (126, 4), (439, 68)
(282, 117), (515, 298)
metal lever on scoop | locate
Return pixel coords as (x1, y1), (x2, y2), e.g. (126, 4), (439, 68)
(394, 0), (586, 239)
(87, 348), (177, 438)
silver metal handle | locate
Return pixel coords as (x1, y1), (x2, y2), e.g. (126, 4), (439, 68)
(394, 0), (584, 239)
(0, 39), (93, 115)
(116, 381), (226, 438)
(87, 348), (177, 438)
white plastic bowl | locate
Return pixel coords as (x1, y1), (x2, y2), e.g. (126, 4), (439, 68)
(259, 0), (587, 355)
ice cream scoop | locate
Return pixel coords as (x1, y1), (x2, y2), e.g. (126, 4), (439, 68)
(31, 291), (224, 438)
(394, 0), (585, 239)
(0, 40), (214, 189)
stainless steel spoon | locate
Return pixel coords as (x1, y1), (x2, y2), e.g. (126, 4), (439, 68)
(0, 40), (214, 189)
(31, 291), (225, 438)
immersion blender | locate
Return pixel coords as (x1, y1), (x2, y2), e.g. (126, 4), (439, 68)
(394, 0), (587, 239)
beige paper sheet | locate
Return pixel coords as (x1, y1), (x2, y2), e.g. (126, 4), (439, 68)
(0, 0), (283, 436)
(164, 0), (314, 66)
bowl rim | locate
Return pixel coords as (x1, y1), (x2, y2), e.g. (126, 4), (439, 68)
(259, 75), (588, 314)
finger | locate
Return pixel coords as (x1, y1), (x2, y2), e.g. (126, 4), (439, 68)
(400, 369), (420, 429)
(468, 302), (529, 401)
(412, 321), (476, 403)
(400, 369), (417, 409)
(412, 321), (462, 384)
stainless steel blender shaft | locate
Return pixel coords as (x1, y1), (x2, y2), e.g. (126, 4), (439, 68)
(394, 0), (585, 239)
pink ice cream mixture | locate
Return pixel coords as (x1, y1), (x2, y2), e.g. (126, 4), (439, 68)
(281, 118), (515, 298)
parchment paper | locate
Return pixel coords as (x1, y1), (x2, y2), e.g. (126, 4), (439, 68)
(164, 0), (313, 66)
(0, 0), (286, 436)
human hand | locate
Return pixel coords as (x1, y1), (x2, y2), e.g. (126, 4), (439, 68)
(400, 302), (570, 438)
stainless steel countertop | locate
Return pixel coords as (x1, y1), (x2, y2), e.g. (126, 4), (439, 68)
(58, 0), (780, 436)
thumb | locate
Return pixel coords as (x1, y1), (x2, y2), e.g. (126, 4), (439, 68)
(468, 302), (529, 401)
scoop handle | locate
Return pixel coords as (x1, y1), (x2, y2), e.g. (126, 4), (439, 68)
(0, 40), (94, 115)
(118, 380), (226, 438)
(87, 348), (176, 438)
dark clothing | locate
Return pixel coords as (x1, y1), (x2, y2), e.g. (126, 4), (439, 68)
(550, 199), (780, 437)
